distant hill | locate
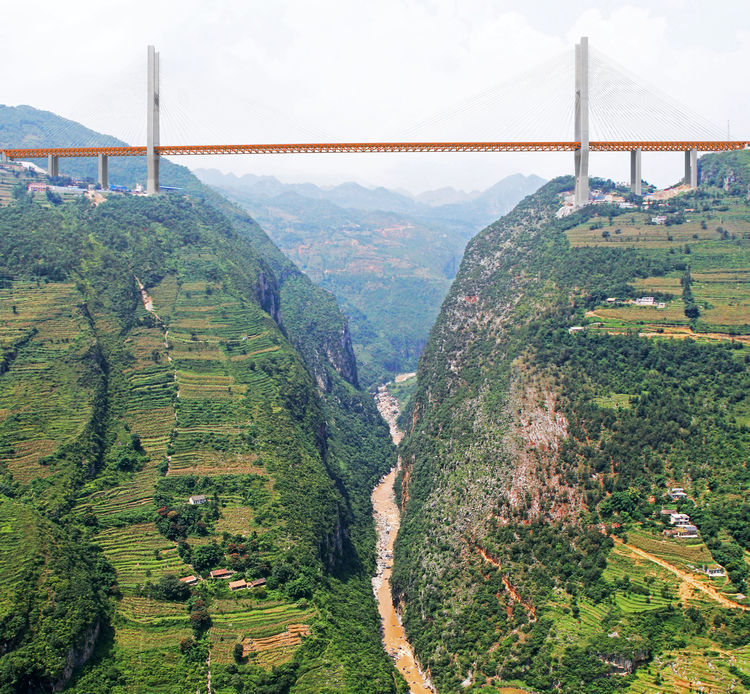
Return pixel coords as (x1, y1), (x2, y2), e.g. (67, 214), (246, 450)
(195, 168), (545, 384)
(195, 167), (545, 225)
(0, 104), (197, 189)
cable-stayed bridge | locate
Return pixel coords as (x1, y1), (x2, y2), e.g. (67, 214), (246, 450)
(1, 38), (746, 206)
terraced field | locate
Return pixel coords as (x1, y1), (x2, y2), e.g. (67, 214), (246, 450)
(95, 523), (183, 591)
(0, 281), (95, 484)
(628, 642), (747, 693)
(209, 597), (315, 668)
(566, 195), (750, 340)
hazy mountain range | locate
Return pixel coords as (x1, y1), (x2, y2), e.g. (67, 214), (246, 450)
(195, 168), (546, 228)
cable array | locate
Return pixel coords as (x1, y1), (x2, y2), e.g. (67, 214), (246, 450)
(588, 48), (726, 142)
(3, 42), (742, 159)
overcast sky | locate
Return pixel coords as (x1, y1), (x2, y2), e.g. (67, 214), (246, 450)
(2, 0), (748, 192)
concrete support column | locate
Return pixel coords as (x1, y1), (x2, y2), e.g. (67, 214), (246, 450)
(47, 155), (59, 178)
(98, 154), (108, 189)
(0, 151), (7, 163)
(146, 45), (160, 195)
(574, 37), (590, 207)
(684, 148), (698, 188)
(630, 148), (642, 196)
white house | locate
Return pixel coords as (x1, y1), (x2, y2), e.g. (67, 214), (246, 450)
(635, 296), (656, 306)
(669, 512), (690, 526)
(188, 494), (207, 505)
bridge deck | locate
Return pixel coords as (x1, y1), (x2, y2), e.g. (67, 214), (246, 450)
(2, 141), (747, 158)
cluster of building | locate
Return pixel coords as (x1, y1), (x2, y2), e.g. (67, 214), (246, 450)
(661, 509), (698, 538)
(661, 489), (698, 538)
(556, 188), (636, 217)
(178, 569), (268, 592)
(207, 568), (267, 592)
(658, 488), (728, 578)
(26, 180), (145, 195)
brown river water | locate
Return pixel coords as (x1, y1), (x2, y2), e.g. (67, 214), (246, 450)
(373, 385), (434, 694)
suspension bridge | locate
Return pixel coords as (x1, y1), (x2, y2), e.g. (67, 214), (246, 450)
(1, 38), (746, 206)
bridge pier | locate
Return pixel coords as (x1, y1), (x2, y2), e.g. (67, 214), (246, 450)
(684, 148), (697, 187)
(47, 155), (59, 178)
(147, 45), (160, 195)
(98, 154), (108, 189)
(630, 149), (642, 196)
(574, 37), (590, 207)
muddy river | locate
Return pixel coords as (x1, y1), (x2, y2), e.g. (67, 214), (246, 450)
(373, 385), (434, 694)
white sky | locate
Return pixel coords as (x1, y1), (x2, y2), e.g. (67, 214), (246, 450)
(1, 0), (748, 193)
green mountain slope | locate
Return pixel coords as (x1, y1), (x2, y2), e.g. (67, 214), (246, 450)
(0, 116), (403, 692)
(393, 162), (750, 693)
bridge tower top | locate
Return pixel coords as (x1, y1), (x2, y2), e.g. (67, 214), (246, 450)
(147, 45), (160, 195)
(574, 36), (589, 207)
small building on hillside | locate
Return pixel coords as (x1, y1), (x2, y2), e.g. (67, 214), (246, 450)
(660, 508), (677, 516)
(676, 525), (698, 538)
(669, 512), (690, 526)
(669, 487), (688, 500)
(229, 579), (248, 591)
(249, 578), (267, 588)
(701, 565), (726, 578)
(209, 568), (234, 579)
(188, 494), (207, 505)
(179, 575), (198, 585)
(635, 296), (656, 306)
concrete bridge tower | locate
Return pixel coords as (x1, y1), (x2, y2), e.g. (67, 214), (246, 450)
(147, 45), (160, 195)
(574, 37), (590, 207)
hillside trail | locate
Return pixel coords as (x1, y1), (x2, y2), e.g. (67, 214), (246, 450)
(476, 547), (537, 620)
(373, 383), (435, 694)
(613, 538), (750, 611)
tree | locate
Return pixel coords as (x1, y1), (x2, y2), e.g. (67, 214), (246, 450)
(233, 642), (244, 663)
(155, 574), (191, 601)
(192, 543), (224, 573)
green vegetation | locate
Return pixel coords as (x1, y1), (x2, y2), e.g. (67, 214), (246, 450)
(394, 161), (750, 693)
(0, 130), (402, 693)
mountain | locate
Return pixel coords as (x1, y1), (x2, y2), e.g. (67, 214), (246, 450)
(0, 108), (403, 693)
(392, 162), (750, 693)
(195, 168), (545, 384)
(414, 186), (476, 206)
(0, 105), (197, 190)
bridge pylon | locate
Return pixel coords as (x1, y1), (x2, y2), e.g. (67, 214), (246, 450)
(574, 37), (589, 207)
(147, 45), (160, 195)
(684, 148), (698, 187)
(630, 148), (642, 196)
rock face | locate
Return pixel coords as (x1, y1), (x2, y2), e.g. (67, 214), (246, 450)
(53, 620), (101, 692)
(254, 270), (282, 327)
(326, 321), (358, 387)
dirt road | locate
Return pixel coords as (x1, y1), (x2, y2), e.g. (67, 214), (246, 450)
(614, 538), (750, 611)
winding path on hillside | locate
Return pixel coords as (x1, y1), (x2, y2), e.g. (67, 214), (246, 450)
(613, 538), (750, 611)
(373, 385), (435, 694)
